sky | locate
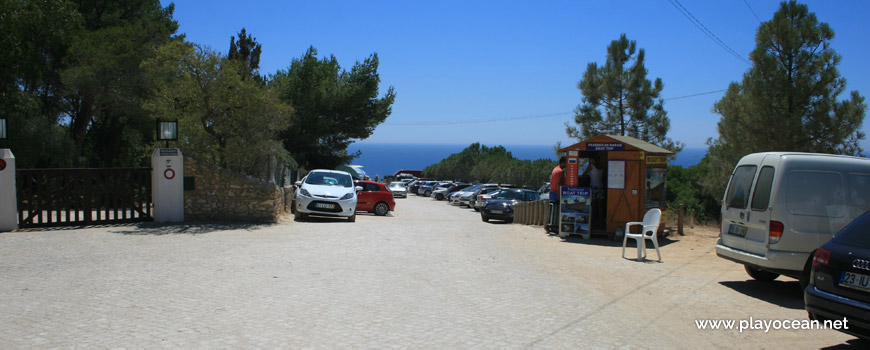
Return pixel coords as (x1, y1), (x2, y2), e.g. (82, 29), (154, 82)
(160, 0), (870, 149)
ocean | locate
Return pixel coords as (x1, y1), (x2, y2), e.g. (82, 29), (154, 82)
(347, 143), (707, 180)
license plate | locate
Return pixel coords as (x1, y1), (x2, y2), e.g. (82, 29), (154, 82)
(491, 210), (503, 214)
(315, 203), (335, 209)
(728, 224), (747, 236)
(839, 271), (870, 292)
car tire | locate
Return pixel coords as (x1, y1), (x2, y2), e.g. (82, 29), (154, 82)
(474, 207), (480, 212)
(294, 210), (306, 222)
(481, 212), (489, 222)
(424, 190), (432, 197)
(348, 213), (356, 222)
(744, 265), (779, 282)
(373, 202), (389, 216)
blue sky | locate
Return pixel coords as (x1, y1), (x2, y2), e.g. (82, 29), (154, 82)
(161, 0), (870, 149)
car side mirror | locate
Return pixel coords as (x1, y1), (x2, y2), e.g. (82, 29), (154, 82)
(355, 186), (364, 192)
(295, 181), (302, 186)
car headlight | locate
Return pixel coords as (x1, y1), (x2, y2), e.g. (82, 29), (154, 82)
(340, 192), (354, 200)
(299, 188), (311, 197)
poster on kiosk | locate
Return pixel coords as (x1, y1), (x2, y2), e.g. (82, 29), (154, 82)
(559, 187), (591, 239)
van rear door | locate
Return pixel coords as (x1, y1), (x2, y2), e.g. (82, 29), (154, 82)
(720, 162), (759, 253)
(743, 160), (777, 256)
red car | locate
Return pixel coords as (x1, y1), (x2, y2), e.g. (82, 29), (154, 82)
(354, 181), (396, 216)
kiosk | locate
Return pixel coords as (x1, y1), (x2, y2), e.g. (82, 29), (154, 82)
(558, 134), (672, 237)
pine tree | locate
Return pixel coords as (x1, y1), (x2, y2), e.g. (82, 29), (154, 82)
(703, 1), (867, 198)
(567, 34), (682, 152)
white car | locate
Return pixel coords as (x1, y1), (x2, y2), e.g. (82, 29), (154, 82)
(294, 169), (361, 222)
(388, 181), (408, 198)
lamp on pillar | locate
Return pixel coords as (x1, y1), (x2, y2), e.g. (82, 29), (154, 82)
(157, 120), (177, 148)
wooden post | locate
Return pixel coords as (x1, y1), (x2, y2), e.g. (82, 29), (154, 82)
(678, 204), (685, 236)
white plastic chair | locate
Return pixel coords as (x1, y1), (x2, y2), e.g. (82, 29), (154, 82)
(622, 208), (662, 262)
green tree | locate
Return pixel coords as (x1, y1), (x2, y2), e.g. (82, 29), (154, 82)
(0, 0), (80, 168)
(228, 28), (263, 82)
(143, 41), (292, 177)
(62, 0), (178, 167)
(271, 46), (396, 171)
(424, 143), (555, 188)
(567, 34), (682, 152)
(703, 1), (866, 198)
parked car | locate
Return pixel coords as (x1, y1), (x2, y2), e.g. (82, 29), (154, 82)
(715, 152), (870, 289)
(427, 182), (453, 199)
(388, 181), (408, 198)
(466, 185), (500, 209)
(418, 181), (448, 197)
(474, 187), (504, 212)
(355, 180), (396, 216)
(449, 184), (484, 206)
(805, 211), (870, 341)
(408, 179), (430, 194)
(481, 189), (540, 223)
(294, 169), (361, 222)
(537, 182), (550, 200)
(433, 183), (470, 201)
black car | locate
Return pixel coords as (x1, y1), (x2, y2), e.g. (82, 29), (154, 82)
(481, 188), (539, 223)
(805, 211), (870, 341)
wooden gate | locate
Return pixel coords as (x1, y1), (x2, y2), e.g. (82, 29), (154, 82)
(16, 168), (153, 228)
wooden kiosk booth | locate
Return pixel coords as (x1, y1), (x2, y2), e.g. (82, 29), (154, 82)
(557, 134), (672, 238)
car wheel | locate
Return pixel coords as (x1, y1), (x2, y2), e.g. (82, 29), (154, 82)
(424, 190), (432, 197)
(474, 207), (480, 212)
(481, 212), (489, 222)
(348, 213), (356, 222)
(744, 265), (779, 281)
(373, 202), (389, 216)
(294, 210), (306, 222)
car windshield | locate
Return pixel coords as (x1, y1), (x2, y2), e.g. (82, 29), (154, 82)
(493, 190), (525, 200)
(389, 182), (404, 188)
(305, 172), (352, 187)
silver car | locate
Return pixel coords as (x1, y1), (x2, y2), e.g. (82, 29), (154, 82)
(388, 181), (408, 198)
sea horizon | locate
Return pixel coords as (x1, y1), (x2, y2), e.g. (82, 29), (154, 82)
(347, 142), (706, 180)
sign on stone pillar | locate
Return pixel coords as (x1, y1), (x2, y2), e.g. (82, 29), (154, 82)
(0, 149), (16, 231)
(152, 148), (184, 223)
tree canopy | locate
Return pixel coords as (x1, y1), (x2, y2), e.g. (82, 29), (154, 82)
(271, 47), (396, 171)
(424, 143), (555, 188)
(567, 34), (682, 153)
(703, 0), (866, 198)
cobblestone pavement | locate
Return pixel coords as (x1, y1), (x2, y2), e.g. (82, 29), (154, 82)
(0, 195), (860, 348)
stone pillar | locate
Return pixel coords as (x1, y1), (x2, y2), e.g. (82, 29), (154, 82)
(152, 149), (184, 223)
(0, 149), (16, 231)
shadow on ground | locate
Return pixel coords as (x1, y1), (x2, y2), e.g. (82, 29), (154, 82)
(111, 221), (274, 235)
(718, 279), (804, 310)
(821, 338), (869, 349)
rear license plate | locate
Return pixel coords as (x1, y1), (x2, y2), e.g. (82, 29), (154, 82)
(315, 203), (335, 209)
(728, 224), (747, 236)
(491, 210), (503, 214)
(839, 271), (870, 292)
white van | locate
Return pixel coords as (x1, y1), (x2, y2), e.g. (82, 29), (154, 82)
(715, 152), (870, 288)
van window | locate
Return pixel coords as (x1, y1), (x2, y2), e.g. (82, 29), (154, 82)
(846, 173), (870, 219)
(725, 165), (757, 209)
(787, 171), (844, 217)
(751, 166), (775, 210)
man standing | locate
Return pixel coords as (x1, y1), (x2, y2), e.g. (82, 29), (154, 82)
(547, 156), (567, 233)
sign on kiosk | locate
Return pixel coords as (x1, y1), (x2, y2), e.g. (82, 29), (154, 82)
(152, 148), (183, 223)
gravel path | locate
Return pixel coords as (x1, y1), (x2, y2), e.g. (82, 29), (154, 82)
(0, 195), (860, 348)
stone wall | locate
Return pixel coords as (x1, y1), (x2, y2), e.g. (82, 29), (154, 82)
(183, 157), (291, 223)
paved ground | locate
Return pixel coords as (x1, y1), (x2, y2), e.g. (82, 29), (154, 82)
(0, 195), (863, 348)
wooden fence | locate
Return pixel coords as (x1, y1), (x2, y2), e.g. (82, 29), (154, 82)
(513, 199), (549, 226)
